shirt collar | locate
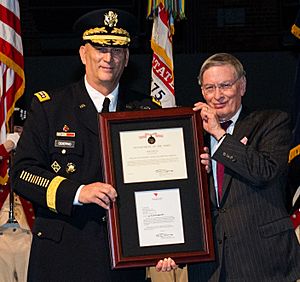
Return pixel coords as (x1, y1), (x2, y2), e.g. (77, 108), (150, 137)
(84, 76), (119, 112)
(221, 105), (242, 128)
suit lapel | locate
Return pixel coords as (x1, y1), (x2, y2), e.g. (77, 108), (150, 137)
(231, 107), (253, 140)
(220, 107), (256, 204)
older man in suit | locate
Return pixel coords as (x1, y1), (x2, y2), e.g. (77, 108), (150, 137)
(157, 53), (300, 281)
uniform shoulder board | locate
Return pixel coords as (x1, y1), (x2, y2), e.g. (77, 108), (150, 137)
(34, 91), (51, 102)
(151, 96), (161, 107)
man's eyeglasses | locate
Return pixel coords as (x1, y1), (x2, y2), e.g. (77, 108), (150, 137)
(201, 76), (241, 95)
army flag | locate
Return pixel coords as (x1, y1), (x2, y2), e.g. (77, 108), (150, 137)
(148, 0), (185, 108)
(0, 0), (25, 184)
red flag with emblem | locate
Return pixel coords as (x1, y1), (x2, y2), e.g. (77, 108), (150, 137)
(148, 0), (185, 108)
(150, 3), (175, 108)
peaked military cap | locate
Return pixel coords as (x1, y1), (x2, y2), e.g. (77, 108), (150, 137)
(73, 8), (137, 48)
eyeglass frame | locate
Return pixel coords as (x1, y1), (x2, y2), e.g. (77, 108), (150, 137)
(199, 76), (243, 95)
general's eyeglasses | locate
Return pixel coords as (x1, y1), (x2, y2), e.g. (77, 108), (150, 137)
(200, 76), (241, 95)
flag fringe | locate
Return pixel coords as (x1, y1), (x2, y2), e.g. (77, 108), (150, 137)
(147, 0), (185, 20)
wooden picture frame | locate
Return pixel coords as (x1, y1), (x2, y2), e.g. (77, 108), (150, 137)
(99, 107), (214, 269)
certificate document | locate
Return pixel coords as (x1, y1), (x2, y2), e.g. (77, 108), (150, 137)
(119, 127), (188, 183)
(134, 188), (185, 247)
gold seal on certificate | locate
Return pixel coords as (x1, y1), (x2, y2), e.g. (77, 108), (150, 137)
(148, 135), (156, 144)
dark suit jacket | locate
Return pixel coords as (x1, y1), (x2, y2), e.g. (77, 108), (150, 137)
(189, 108), (300, 282)
(11, 79), (160, 282)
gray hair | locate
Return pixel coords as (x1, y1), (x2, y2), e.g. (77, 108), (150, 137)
(198, 53), (246, 85)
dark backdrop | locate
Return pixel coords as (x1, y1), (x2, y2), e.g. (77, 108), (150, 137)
(22, 51), (298, 119)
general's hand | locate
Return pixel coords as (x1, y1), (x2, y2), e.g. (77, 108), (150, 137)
(200, 146), (211, 173)
(193, 102), (225, 140)
(79, 182), (117, 209)
(155, 257), (177, 272)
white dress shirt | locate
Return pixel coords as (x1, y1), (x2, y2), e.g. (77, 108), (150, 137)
(84, 76), (119, 112)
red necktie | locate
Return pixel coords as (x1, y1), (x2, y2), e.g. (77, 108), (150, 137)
(217, 120), (232, 201)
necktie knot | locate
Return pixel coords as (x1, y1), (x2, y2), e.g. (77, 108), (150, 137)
(102, 97), (110, 113)
(220, 120), (232, 130)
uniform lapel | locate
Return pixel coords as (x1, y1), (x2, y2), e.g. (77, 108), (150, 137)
(73, 80), (99, 135)
(116, 84), (127, 111)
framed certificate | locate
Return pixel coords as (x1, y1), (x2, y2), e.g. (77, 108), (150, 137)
(99, 107), (214, 269)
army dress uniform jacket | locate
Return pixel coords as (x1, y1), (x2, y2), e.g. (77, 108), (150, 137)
(188, 108), (300, 282)
(11, 79), (160, 282)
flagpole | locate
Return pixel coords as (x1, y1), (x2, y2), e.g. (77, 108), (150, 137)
(7, 112), (19, 226)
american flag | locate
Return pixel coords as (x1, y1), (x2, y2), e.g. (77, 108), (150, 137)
(0, 0), (25, 184)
